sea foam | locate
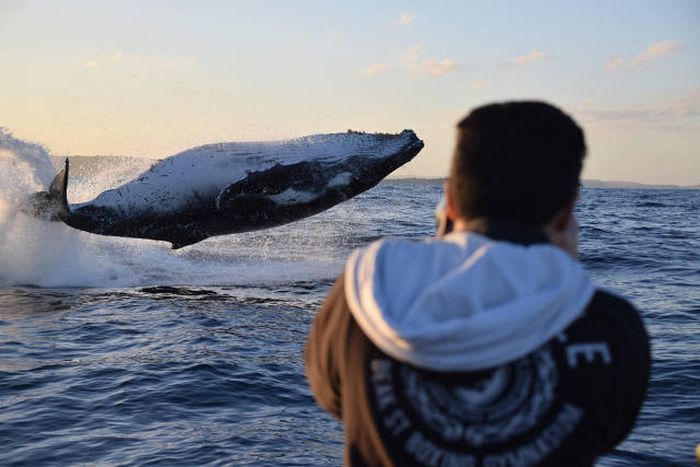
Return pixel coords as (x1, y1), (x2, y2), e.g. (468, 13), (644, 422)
(0, 128), (143, 287)
(0, 129), (342, 288)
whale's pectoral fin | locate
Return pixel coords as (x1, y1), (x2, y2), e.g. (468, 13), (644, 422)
(23, 159), (71, 221)
(49, 159), (70, 206)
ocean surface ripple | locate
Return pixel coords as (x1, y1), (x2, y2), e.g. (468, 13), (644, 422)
(0, 156), (698, 465)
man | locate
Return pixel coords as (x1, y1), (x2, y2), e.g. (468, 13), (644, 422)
(304, 102), (650, 466)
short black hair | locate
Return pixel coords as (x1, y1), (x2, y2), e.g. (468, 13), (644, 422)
(449, 101), (586, 226)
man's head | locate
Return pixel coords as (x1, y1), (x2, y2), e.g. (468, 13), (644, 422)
(447, 101), (586, 228)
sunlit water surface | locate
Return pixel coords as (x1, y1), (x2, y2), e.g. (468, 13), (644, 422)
(0, 148), (697, 466)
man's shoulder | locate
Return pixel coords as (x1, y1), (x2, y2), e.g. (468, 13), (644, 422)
(582, 289), (646, 332)
(565, 288), (649, 357)
(588, 288), (638, 313)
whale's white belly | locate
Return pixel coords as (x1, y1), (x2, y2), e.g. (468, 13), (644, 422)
(80, 132), (410, 215)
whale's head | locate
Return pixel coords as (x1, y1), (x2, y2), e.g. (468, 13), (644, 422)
(361, 128), (424, 173)
(319, 129), (424, 168)
(215, 129), (425, 233)
(325, 129), (425, 192)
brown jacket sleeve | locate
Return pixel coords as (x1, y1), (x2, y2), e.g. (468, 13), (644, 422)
(304, 273), (347, 419)
(304, 274), (396, 466)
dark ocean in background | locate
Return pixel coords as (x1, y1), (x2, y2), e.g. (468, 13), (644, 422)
(0, 164), (698, 465)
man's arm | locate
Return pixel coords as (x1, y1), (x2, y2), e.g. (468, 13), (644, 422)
(604, 294), (651, 448)
(304, 273), (348, 419)
(580, 291), (651, 450)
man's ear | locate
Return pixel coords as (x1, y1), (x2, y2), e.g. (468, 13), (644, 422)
(444, 180), (459, 221)
(552, 195), (577, 231)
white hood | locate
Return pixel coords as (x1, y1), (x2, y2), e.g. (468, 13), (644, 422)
(345, 231), (594, 372)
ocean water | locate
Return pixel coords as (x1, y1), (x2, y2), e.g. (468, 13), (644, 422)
(0, 137), (698, 466)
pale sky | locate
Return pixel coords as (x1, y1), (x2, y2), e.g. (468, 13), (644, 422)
(1, 0), (698, 185)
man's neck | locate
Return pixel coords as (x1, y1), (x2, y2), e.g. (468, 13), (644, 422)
(451, 217), (550, 247)
(452, 217), (578, 258)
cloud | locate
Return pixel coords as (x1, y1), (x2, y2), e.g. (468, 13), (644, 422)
(362, 44), (460, 77)
(421, 59), (460, 76)
(605, 40), (680, 71)
(604, 55), (624, 71)
(362, 62), (393, 76)
(630, 40), (680, 68)
(512, 49), (553, 65)
(575, 88), (700, 128)
(395, 12), (414, 27)
(79, 51), (196, 70)
(131, 53), (197, 68)
(399, 43), (423, 65)
(81, 51), (124, 69)
(665, 87), (700, 117)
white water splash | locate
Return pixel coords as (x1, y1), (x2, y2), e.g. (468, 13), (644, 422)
(0, 128), (55, 188)
(0, 129), (345, 288)
(0, 129), (139, 287)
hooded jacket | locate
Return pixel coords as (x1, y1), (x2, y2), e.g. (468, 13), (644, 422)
(305, 220), (649, 466)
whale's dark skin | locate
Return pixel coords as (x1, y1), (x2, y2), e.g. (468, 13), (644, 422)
(25, 130), (424, 248)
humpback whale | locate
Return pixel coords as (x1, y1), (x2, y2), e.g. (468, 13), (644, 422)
(25, 130), (424, 248)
